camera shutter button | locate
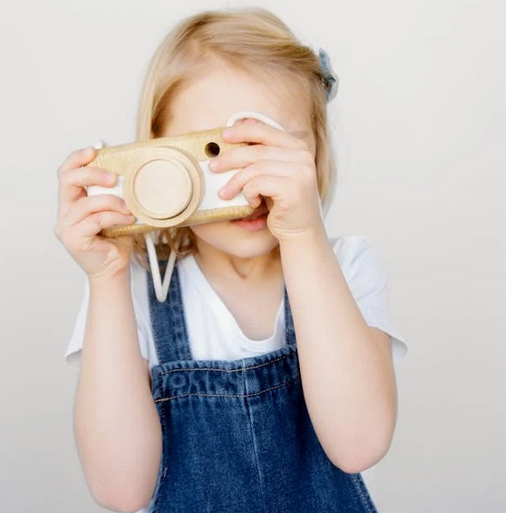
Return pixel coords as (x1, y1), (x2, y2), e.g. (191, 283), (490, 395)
(133, 159), (192, 219)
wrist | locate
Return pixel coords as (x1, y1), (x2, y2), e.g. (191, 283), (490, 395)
(88, 267), (131, 289)
(278, 224), (328, 248)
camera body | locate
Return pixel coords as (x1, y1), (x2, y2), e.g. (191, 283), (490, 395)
(86, 127), (253, 237)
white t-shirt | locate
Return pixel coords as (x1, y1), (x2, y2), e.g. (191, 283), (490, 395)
(64, 234), (408, 508)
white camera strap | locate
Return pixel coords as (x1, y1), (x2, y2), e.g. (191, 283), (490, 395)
(144, 231), (178, 303)
(145, 111), (284, 303)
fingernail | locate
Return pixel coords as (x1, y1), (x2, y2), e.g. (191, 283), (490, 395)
(218, 186), (228, 198)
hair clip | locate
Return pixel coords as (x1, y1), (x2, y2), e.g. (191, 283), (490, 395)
(318, 48), (339, 103)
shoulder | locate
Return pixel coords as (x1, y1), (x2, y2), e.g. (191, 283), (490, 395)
(329, 234), (409, 364)
(329, 234), (389, 303)
(329, 234), (382, 277)
(329, 233), (371, 255)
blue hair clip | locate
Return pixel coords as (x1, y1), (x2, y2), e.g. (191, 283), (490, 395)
(318, 48), (338, 103)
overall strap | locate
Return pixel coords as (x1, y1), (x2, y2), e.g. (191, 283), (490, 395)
(147, 262), (193, 364)
(283, 285), (297, 348)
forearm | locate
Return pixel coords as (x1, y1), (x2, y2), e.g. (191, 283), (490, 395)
(279, 227), (397, 473)
(74, 270), (161, 511)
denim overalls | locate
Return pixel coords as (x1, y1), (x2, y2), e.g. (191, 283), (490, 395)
(146, 261), (379, 513)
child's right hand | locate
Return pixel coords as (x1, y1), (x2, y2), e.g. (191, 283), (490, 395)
(54, 146), (137, 281)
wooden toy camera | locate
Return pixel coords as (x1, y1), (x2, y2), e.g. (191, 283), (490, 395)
(86, 127), (253, 237)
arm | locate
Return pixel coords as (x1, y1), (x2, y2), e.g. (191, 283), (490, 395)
(279, 226), (397, 474)
(74, 270), (161, 512)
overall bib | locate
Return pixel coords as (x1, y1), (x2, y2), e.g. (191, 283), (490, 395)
(146, 262), (379, 513)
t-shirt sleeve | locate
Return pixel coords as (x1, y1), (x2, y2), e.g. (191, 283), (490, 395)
(333, 235), (408, 365)
(64, 266), (151, 372)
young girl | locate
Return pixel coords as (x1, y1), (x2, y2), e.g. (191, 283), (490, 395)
(56, 8), (408, 513)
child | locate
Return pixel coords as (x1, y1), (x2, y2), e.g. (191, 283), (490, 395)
(56, 7), (408, 513)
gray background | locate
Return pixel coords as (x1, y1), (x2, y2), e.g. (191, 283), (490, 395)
(1, 0), (505, 511)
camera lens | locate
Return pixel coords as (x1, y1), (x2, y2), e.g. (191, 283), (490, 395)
(133, 159), (192, 219)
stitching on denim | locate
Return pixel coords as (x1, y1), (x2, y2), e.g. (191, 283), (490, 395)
(243, 359), (269, 513)
(349, 473), (378, 513)
(171, 267), (193, 361)
(148, 270), (165, 367)
(152, 371), (169, 510)
(149, 264), (194, 364)
(154, 376), (299, 403)
(160, 353), (292, 375)
(152, 465), (168, 510)
(158, 353), (293, 375)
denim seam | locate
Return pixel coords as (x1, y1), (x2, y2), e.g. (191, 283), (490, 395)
(243, 359), (269, 513)
(158, 353), (292, 375)
(171, 267), (193, 360)
(154, 376), (300, 403)
(149, 301), (165, 368)
(151, 371), (169, 511)
(349, 473), (378, 513)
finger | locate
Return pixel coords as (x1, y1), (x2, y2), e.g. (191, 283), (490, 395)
(57, 147), (97, 176)
(241, 175), (291, 208)
(232, 117), (264, 127)
(58, 165), (118, 206)
(222, 122), (309, 151)
(55, 208), (135, 246)
(78, 211), (136, 239)
(66, 194), (132, 226)
(218, 160), (294, 200)
(211, 144), (305, 173)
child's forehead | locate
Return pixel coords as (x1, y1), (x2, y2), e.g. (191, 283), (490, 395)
(166, 61), (312, 134)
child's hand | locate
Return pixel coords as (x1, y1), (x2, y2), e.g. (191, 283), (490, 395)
(54, 147), (137, 281)
(209, 119), (324, 241)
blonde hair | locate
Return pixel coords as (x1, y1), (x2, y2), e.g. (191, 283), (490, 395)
(131, 7), (337, 268)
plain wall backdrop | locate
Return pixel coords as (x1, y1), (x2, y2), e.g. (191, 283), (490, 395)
(1, 0), (505, 511)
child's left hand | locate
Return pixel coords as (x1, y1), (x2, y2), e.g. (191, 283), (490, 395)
(209, 120), (324, 242)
